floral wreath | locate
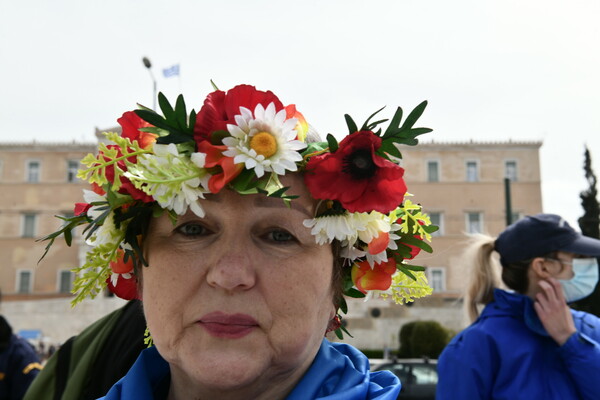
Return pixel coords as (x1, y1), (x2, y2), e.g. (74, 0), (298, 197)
(40, 84), (437, 339)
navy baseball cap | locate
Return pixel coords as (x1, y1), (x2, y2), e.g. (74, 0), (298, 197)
(495, 213), (600, 264)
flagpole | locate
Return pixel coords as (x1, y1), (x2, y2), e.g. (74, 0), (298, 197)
(142, 57), (157, 111)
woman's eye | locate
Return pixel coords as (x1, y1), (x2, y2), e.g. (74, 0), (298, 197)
(176, 223), (208, 237)
(267, 229), (295, 243)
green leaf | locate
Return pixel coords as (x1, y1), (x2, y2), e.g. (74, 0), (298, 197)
(135, 110), (172, 131)
(366, 118), (389, 132)
(158, 92), (175, 121)
(64, 228), (72, 246)
(345, 288), (366, 298)
(340, 324), (354, 338)
(344, 114), (358, 134)
(210, 79), (219, 91)
(400, 235), (433, 253)
(188, 109), (197, 133)
(401, 264), (426, 272)
(326, 134), (339, 153)
(397, 264), (417, 280)
(174, 94), (188, 131)
(230, 169), (259, 193)
(302, 141), (328, 157)
(400, 100), (428, 131)
(339, 297), (348, 314)
(360, 106), (386, 131)
(383, 107), (403, 138)
(378, 140), (401, 159)
(422, 225), (439, 234)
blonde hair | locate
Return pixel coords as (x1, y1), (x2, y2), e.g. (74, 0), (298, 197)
(463, 234), (502, 323)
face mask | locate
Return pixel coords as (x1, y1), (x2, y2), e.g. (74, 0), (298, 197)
(559, 258), (599, 303)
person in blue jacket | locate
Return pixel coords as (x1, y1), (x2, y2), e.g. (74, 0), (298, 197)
(437, 213), (600, 400)
(39, 84), (438, 399)
(0, 290), (42, 400)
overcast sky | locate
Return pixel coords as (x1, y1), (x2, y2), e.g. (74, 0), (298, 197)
(1, 0), (598, 229)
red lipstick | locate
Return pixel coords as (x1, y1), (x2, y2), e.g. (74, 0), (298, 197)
(198, 312), (258, 339)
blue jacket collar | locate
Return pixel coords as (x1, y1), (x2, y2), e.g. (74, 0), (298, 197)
(101, 339), (400, 400)
(480, 289), (549, 336)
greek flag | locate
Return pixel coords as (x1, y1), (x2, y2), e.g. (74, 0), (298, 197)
(162, 64), (180, 78)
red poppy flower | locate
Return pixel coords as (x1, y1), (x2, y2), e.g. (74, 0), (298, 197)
(351, 259), (397, 294)
(194, 84), (284, 145)
(117, 111), (157, 149)
(304, 131), (407, 214)
(197, 141), (244, 193)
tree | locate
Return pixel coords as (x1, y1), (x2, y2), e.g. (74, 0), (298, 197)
(574, 146), (600, 316)
(578, 146), (600, 238)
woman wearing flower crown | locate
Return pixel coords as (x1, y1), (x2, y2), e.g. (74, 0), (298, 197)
(41, 84), (437, 400)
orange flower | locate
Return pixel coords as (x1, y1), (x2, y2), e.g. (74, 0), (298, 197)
(197, 140), (244, 193)
(367, 232), (390, 255)
(285, 104), (308, 142)
(351, 259), (397, 294)
(110, 250), (134, 274)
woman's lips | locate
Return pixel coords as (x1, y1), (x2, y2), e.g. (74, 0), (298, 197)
(198, 312), (258, 339)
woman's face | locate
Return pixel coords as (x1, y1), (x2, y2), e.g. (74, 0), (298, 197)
(141, 174), (335, 398)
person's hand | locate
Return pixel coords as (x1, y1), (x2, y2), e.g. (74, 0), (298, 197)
(533, 278), (577, 346)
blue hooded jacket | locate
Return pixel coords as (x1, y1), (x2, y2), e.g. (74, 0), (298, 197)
(98, 338), (400, 399)
(437, 289), (600, 400)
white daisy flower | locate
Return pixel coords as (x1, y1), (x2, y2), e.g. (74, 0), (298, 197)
(303, 212), (358, 245)
(353, 211), (391, 245)
(222, 103), (306, 178)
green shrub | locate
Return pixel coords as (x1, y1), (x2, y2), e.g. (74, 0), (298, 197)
(398, 320), (452, 359)
(359, 349), (385, 359)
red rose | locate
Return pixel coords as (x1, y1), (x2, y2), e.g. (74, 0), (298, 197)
(117, 111), (157, 149)
(304, 131), (407, 213)
(194, 84), (284, 145)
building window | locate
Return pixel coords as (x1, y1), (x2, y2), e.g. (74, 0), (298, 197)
(22, 214), (36, 238)
(466, 212), (483, 234)
(505, 160), (518, 181)
(427, 160), (439, 182)
(17, 270), (33, 294)
(466, 160), (479, 182)
(428, 212), (444, 236)
(58, 270), (73, 293)
(27, 160), (40, 183)
(427, 267), (446, 292)
(67, 160), (79, 182)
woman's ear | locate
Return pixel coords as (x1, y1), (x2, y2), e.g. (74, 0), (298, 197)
(530, 257), (551, 279)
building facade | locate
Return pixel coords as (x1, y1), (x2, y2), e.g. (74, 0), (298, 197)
(0, 142), (96, 300)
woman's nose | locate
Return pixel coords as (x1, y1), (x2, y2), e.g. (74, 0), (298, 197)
(206, 252), (257, 292)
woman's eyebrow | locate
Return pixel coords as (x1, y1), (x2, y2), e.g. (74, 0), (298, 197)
(253, 196), (312, 217)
